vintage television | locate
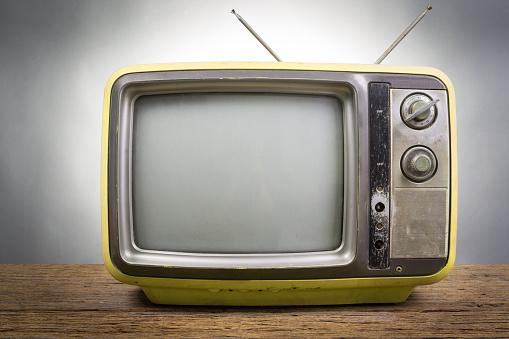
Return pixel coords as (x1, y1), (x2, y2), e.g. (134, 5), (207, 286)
(101, 62), (457, 305)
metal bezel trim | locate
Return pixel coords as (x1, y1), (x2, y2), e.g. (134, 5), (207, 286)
(106, 68), (448, 280)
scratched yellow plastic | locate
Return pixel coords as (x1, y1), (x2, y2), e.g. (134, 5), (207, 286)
(101, 62), (457, 305)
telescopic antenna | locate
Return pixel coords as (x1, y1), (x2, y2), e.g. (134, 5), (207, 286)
(231, 9), (283, 62)
(375, 5), (432, 64)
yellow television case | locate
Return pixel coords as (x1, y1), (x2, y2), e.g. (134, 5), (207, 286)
(102, 62), (457, 306)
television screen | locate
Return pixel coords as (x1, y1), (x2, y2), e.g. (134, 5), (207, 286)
(102, 62), (457, 305)
(132, 93), (343, 254)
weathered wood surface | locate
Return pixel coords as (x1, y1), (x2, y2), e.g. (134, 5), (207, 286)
(0, 264), (507, 338)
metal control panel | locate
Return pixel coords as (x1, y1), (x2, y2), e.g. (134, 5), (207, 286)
(391, 89), (450, 259)
(370, 86), (450, 268)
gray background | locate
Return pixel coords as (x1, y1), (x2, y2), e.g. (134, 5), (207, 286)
(0, 0), (507, 264)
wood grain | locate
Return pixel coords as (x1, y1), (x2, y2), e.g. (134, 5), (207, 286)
(0, 264), (508, 338)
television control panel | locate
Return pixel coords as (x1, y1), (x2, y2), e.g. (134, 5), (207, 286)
(369, 84), (451, 270)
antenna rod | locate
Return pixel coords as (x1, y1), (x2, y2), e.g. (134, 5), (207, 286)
(375, 5), (432, 64)
(231, 9), (283, 62)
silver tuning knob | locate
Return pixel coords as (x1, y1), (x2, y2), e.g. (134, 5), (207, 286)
(401, 146), (437, 182)
(401, 93), (438, 129)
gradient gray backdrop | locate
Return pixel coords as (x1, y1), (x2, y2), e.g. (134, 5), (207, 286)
(0, 0), (507, 264)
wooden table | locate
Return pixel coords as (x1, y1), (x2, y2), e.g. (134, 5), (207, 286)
(0, 264), (507, 338)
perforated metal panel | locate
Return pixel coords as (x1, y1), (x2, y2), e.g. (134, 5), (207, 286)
(391, 188), (448, 258)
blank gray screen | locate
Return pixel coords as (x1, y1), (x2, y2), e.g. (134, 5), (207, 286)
(132, 93), (343, 253)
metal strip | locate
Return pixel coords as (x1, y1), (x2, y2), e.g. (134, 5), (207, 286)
(369, 83), (391, 269)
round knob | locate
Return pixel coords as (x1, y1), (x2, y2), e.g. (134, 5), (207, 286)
(411, 154), (432, 173)
(401, 146), (437, 182)
(401, 93), (438, 129)
(409, 101), (431, 121)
